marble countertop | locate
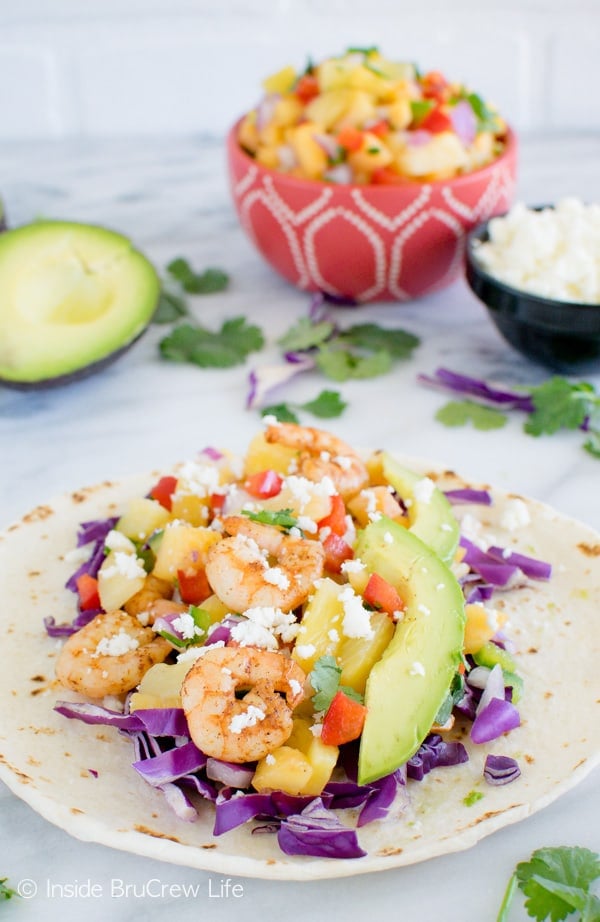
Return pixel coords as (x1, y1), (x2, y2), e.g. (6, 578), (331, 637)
(1, 133), (599, 921)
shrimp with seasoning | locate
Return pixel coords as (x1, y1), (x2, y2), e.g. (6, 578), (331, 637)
(264, 422), (369, 499)
(205, 515), (325, 614)
(124, 574), (174, 621)
(181, 645), (306, 762)
(55, 610), (171, 698)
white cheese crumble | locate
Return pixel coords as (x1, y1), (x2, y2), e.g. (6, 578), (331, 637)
(337, 585), (374, 639)
(229, 705), (265, 734)
(263, 567), (290, 589)
(102, 552), (146, 581)
(413, 477), (436, 505)
(295, 643), (316, 659)
(410, 661), (426, 677)
(328, 628), (340, 643)
(230, 606), (300, 649)
(94, 630), (140, 657)
(104, 530), (136, 553)
(296, 515), (318, 534)
(63, 546), (93, 564)
(417, 603), (431, 617)
(383, 531), (394, 545)
(333, 454), (353, 471)
(500, 498), (531, 531)
(265, 754), (276, 765)
(473, 198), (600, 304)
(177, 640), (225, 663)
(173, 460), (220, 499)
(289, 678), (303, 697)
(341, 557), (366, 574)
(172, 613), (204, 640)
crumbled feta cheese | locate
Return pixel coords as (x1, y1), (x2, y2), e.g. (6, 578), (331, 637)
(500, 498), (531, 531)
(383, 531), (394, 545)
(63, 546), (93, 564)
(174, 460), (220, 499)
(328, 628), (340, 643)
(410, 661), (426, 677)
(263, 567), (290, 590)
(230, 621), (278, 650)
(172, 612), (204, 640)
(265, 754), (276, 765)
(341, 557), (366, 574)
(319, 450), (331, 462)
(296, 515), (318, 534)
(262, 414), (279, 427)
(229, 705), (265, 734)
(417, 603), (431, 617)
(310, 721), (323, 738)
(295, 643), (316, 659)
(473, 198), (600, 304)
(104, 530), (136, 553)
(289, 678), (303, 697)
(436, 583), (446, 591)
(102, 552), (146, 581)
(333, 454), (352, 471)
(337, 585), (374, 639)
(94, 630), (140, 658)
(231, 605), (300, 648)
(413, 477), (436, 505)
(177, 640), (225, 663)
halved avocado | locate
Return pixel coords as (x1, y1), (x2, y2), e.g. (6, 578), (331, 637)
(0, 220), (159, 388)
(355, 516), (465, 785)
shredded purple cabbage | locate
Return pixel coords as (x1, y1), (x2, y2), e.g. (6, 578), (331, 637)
(132, 740), (207, 786)
(278, 798), (366, 859)
(445, 488), (492, 506)
(246, 353), (316, 410)
(54, 702), (190, 737)
(486, 546), (552, 581)
(406, 734), (469, 781)
(465, 583), (495, 604)
(418, 368), (534, 412)
(471, 697), (521, 744)
(460, 538), (519, 586)
(483, 754), (521, 785)
(76, 517), (119, 547)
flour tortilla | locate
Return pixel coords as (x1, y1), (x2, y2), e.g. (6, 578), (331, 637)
(0, 458), (598, 881)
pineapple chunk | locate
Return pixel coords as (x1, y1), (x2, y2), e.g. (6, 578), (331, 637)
(169, 493), (210, 527)
(152, 524), (220, 581)
(255, 146), (281, 170)
(272, 95), (303, 127)
(395, 131), (467, 179)
(336, 89), (376, 128)
(338, 611), (395, 695)
(116, 497), (171, 543)
(305, 88), (354, 130)
(97, 550), (146, 611)
(129, 660), (192, 710)
(298, 735), (339, 795)
(262, 65), (297, 95)
(199, 593), (230, 625)
(348, 131), (393, 173)
(464, 603), (506, 655)
(244, 431), (297, 476)
(292, 577), (344, 673)
(287, 122), (329, 180)
(252, 746), (313, 794)
(238, 112), (259, 152)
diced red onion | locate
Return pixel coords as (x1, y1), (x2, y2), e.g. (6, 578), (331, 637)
(466, 665), (492, 689)
(445, 488), (492, 506)
(483, 754), (521, 785)
(277, 144), (297, 171)
(450, 99), (477, 146)
(277, 798), (366, 859)
(256, 94), (280, 131)
(407, 129), (432, 147)
(206, 757), (255, 789)
(460, 538), (518, 586)
(465, 583), (495, 603)
(324, 164), (353, 184)
(313, 132), (341, 160)
(198, 446), (224, 462)
(476, 663), (505, 715)
(160, 782), (198, 822)
(418, 368), (535, 412)
(471, 697), (520, 744)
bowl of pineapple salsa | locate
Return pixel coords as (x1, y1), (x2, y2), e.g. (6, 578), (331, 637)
(227, 47), (517, 302)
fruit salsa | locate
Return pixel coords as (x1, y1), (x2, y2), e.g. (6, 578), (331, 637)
(238, 47), (508, 184)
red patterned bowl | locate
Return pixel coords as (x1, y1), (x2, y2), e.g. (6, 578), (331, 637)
(227, 121), (517, 303)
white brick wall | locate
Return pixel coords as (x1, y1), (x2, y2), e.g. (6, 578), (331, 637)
(0, 1), (598, 139)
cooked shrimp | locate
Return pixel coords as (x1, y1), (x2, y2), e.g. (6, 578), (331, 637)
(205, 515), (325, 614)
(55, 610), (171, 698)
(265, 422), (368, 499)
(181, 645), (306, 761)
(124, 574), (174, 621)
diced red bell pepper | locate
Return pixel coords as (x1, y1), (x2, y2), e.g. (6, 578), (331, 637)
(337, 126), (365, 152)
(421, 70), (449, 102)
(372, 166), (409, 185)
(363, 572), (404, 616)
(244, 469), (283, 499)
(321, 690), (368, 746)
(76, 574), (101, 611)
(368, 118), (389, 138)
(295, 73), (320, 104)
(317, 494), (347, 536)
(177, 567), (212, 605)
(322, 532), (354, 573)
(419, 105), (453, 134)
(150, 475), (178, 511)
(209, 492), (226, 515)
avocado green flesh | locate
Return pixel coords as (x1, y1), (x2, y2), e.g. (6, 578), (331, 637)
(381, 452), (460, 565)
(356, 516), (465, 785)
(0, 220), (159, 384)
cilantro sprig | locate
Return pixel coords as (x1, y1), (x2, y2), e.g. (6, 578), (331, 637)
(156, 605), (211, 649)
(261, 389), (347, 424)
(309, 655), (364, 712)
(160, 317), (264, 368)
(497, 847), (600, 922)
(426, 369), (600, 459)
(153, 257), (229, 324)
(0, 878), (18, 901)
(242, 508), (300, 532)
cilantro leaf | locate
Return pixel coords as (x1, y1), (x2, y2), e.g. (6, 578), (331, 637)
(153, 289), (188, 324)
(309, 655), (364, 711)
(467, 92), (502, 133)
(159, 317), (264, 368)
(167, 258), (229, 294)
(337, 323), (420, 359)
(0, 878), (17, 901)
(242, 508), (299, 531)
(261, 403), (300, 423)
(301, 389), (347, 419)
(316, 346), (392, 381)
(435, 399), (508, 431)
(525, 378), (597, 436)
(434, 671), (465, 725)
(515, 847), (600, 922)
(584, 429), (600, 459)
(278, 317), (335, 352)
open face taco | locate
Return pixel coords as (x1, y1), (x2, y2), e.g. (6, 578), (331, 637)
(0, 423), (598, 880)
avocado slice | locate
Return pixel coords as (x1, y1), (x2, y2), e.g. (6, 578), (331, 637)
(355, 516), (465, 784)
(380, 451), (459, 564)
(0, 220), (159, 388)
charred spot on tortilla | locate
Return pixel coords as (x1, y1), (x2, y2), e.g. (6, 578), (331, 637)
(577, 541), (600, 556)
(133, 825), (181, 843)
(23, 505), (54, 523)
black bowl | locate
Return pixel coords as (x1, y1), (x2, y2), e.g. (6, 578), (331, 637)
(465, 216), (600, 374)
